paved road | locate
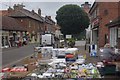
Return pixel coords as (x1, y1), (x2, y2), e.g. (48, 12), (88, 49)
(2, 43), (38, 67)
(76, 46), (100, 64)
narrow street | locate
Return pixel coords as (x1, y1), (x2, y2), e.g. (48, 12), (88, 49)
(2, 43), (38, 67)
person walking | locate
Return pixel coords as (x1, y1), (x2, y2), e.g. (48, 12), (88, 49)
(23, 37), (27, 45)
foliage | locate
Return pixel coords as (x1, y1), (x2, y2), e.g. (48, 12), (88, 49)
(56, 4), (90, 35)
(67, 38), (75, 47)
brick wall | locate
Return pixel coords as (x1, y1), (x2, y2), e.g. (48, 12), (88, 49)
(98, 2), (119, 47)
(15, 17), (43, 33)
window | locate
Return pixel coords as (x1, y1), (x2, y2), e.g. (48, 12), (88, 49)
(104, 9), (108, 16)
(97, 8), (99, 16)
(29, 21), (31, 27)
(118, 28), (120, 38)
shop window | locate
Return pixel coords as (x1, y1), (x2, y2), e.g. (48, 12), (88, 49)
(29, 21), (31, 27)
(2, 36), (4, 46)
(5, 36), (9, 45)
(118, 28), (120, 38)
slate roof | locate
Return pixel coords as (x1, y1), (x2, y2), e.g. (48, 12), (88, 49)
(0, 10), (9, 16)
(8, 9), (44, 22)
(42, 16), (55, 25)
(1, 16), (26, 31)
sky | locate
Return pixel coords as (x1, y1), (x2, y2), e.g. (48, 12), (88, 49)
(0, 0), (95, 22)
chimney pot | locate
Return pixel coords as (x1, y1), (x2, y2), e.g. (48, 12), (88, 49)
(38, 8), (41, 16)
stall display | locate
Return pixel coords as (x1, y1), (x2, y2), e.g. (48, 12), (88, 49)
(41, 47), (53, 58)
(27, 48), (101, 79)
(97, 62), (116, 75)
(10, 67), (27, 72)
(2, 68), (11, 72)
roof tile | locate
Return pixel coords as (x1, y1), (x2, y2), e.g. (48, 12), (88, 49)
(1, 16), (26, 31)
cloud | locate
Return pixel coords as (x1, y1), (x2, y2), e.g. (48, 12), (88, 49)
(1, 0), (95, 2)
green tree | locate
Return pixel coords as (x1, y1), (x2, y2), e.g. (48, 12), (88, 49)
(56, 4), (90, 36)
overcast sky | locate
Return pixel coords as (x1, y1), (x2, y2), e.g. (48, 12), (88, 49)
(0, 0), (95, 22)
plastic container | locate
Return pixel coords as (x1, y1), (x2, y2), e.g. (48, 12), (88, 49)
(66, 54), (74, 58)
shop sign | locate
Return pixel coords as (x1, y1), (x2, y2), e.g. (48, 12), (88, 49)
(66, 35), (72, 39)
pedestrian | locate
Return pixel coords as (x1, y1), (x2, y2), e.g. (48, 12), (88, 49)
(18, 38), (22, 47)
(23, 37), (27, 45)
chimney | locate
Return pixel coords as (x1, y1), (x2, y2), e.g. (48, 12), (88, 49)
(38, 8), (41, 16)
(48, 16), (51, 19)
(8, 6), (13, 13)
(31, 10), (35, 14)
(85, 2), (89, 4)
(81, 2), (91, 13)
(13, 4), (25, 10)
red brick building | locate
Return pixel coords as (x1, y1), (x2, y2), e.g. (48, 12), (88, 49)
(81, 2), (91, 43)
(42, 16), (55, 34)
(1, 4), (57, 45)
(1, 16), (26, 47)
(89, 2), (119, 47)
(106, 16), (120, 49)
(106, 1), (120, 48)
(81, 2), (91, 14)
(8, 4), (44, 43)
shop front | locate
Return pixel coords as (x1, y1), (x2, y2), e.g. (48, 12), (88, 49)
(106, 17), (120, 48)
(91, 18), (99, 47)
(2, 31), (9, 48)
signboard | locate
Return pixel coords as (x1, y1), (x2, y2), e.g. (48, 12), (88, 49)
(66, 35), (72, 39)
